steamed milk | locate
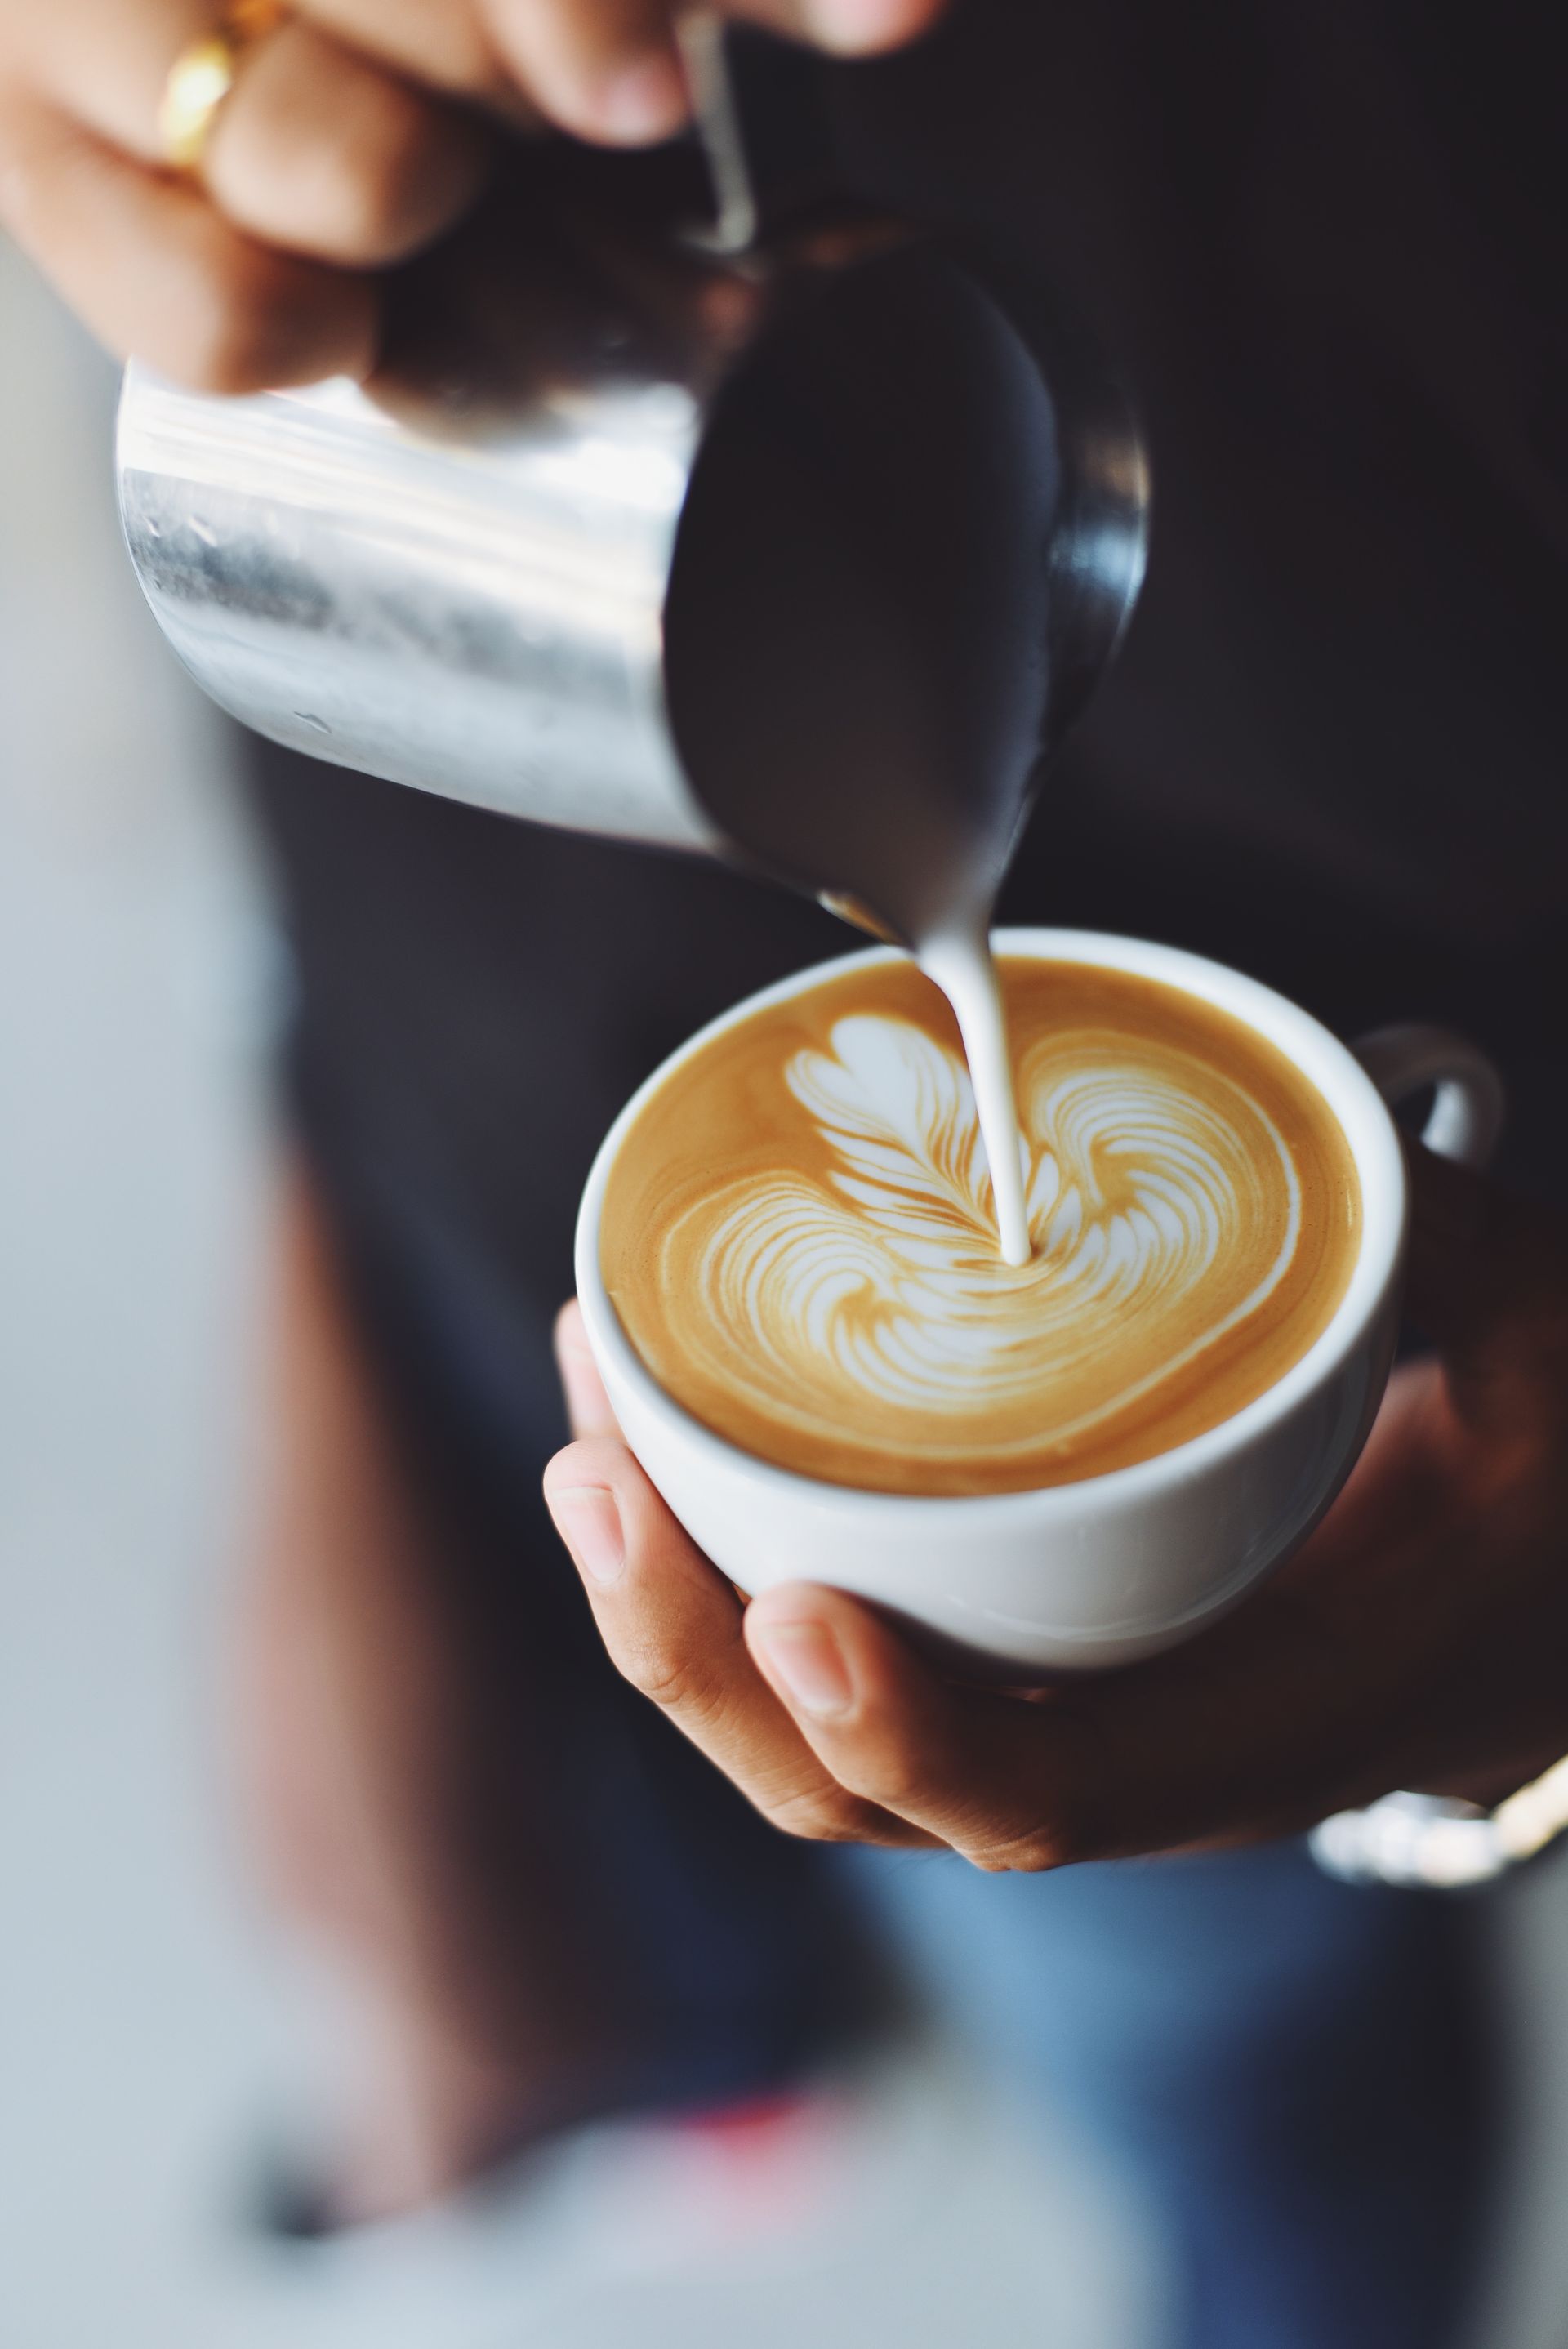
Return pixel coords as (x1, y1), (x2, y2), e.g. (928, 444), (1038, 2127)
(599, 957), (1362, 1495)
(918, 923), (1032, 1264)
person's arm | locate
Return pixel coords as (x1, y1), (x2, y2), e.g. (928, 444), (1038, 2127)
(0, 0), (947, 391)
(546, 1143), (1568, 1867)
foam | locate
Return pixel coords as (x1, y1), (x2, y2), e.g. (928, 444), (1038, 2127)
(600, 958), (1361, 1494)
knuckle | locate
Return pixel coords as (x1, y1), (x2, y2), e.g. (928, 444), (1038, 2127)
(213, 59), (473, 266)
(962, 1800), (1093, 1876)
(761, 1788), (884, 1846)
(618, 1635), (727, 1728)
(310, 96), (438, 260)
(831, 1717), (933, 1816)
(963, 1830), (1062, 1875)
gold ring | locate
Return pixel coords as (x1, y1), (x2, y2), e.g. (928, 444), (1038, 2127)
(157, 0), (288, 173)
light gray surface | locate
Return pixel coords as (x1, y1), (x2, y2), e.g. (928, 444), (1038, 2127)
(2, 237), (1566, 2349)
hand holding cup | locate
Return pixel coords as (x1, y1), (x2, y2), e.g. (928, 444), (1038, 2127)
(545, 931), (1566, 1864)
(547, 1136), (1568, 1867)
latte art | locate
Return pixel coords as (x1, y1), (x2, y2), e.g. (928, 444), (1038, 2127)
(600, 959), (1361, 1493)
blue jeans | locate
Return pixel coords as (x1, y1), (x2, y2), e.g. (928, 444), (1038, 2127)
(855, 1840), (1500, 2349)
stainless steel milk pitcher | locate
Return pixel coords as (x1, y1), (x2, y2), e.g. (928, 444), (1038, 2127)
(116, 26), (1150, 944)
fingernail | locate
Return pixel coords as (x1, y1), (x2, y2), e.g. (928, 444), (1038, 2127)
(550, 1486), (625, 1588)
(802, 0), (919, 51)
(751, 1620), (854, 1719)
(595, 52), (689, 142)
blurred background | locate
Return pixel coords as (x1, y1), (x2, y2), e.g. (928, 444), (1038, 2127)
(4, 225), (1568, 2349)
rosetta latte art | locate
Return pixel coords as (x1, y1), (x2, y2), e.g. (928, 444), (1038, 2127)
(664, 1014), (1301, 1475)
(601, 958), (1360, 1493)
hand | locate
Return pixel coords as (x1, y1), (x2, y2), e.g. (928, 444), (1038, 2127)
(545, 1145), (1568, 1870)
(0, 0), (948, 392)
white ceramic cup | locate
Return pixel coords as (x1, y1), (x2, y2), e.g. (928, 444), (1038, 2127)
(575, 929), (1503, 1675)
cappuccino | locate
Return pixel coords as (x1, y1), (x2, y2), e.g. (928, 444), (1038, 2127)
(599, 956), (1362, 1495)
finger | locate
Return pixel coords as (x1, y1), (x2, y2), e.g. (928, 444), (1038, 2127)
(744, 1564), (1395, 1867)
(18, 0), (494, 151)
(20, 0), (239, 163)
(0, 87), (376, 390)
(307, 0), (951, 109)
(293, 0), (519, 105)
(23, 0), (490, 270)
(204, 20), (492, 268)
(553, 1301), (620, 1440)
(721, 0), (953, 57)
(544, 1437), (937, 1846)
(483, 0), (690, 145)
(745, 1582), (1099, 1869)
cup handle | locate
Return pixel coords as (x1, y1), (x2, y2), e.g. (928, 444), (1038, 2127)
(1350, 1023), (1506, 1172)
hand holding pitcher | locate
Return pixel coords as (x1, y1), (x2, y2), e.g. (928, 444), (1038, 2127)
(0, 0), (948, 389)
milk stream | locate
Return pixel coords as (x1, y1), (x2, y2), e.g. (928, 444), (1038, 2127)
(916, 919), (1031, 1266)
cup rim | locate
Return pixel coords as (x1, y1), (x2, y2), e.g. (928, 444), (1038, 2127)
(575, 927), (1407, 1519)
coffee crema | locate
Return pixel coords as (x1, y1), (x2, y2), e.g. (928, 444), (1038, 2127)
(599, 958), (1362, 1495)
